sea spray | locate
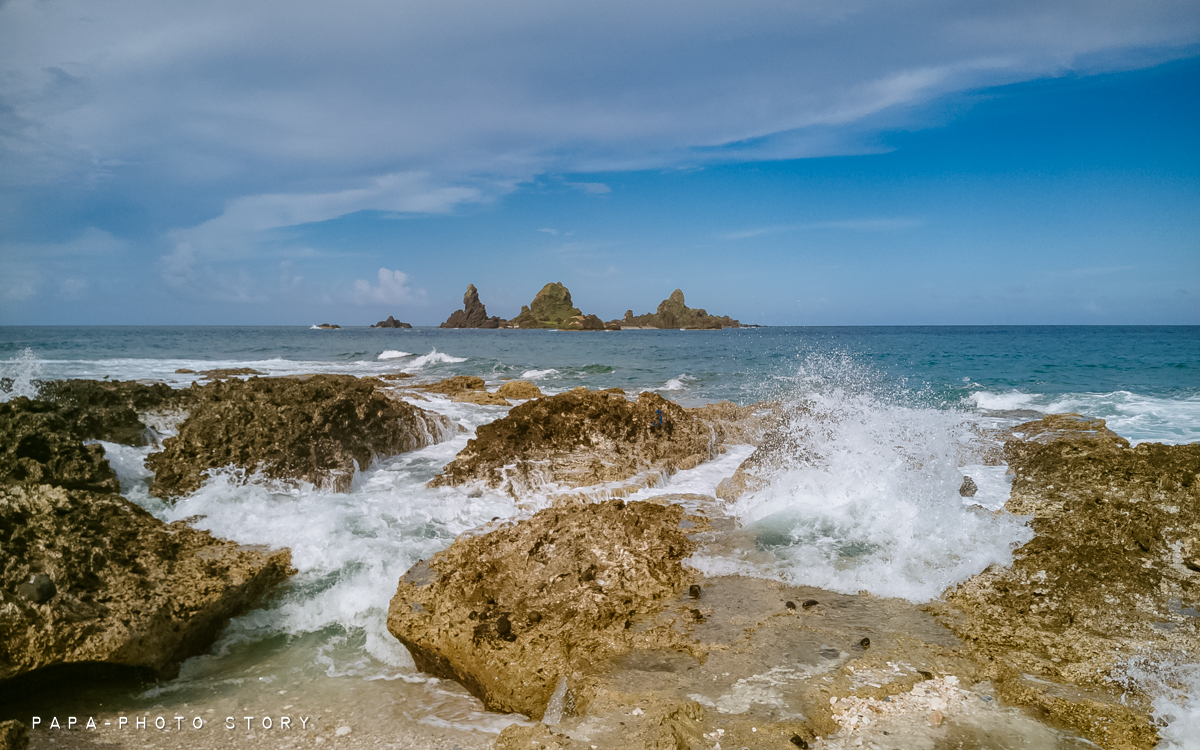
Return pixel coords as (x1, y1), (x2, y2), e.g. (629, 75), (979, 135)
(0, 347), (41, 401)
(709, 355), (1031, 602)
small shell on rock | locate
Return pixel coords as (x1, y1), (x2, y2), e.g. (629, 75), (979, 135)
(689, 584), (702, 599)
(802, 599), (819, 609)
(785, 600), (797, 610)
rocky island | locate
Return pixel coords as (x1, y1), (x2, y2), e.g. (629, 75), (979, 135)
(442, 284), (503, 328)
(619, 288), (745, 329)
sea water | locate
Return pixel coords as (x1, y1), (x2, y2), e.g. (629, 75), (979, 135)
(1, 325), (1197, 745)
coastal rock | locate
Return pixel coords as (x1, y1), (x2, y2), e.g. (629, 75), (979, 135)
(0, 720), (27, 750)
(0, 483), (293, 685)
(427, 389), (729, 496)
(33, 379), (187, 446)
(315, 323), (340, 329)
(146, 375), (454, 498)
(506, 283), (582, 329)
(441, 284), (502, 328)
(495, 381), (542, 401)
(623, 289), (743, 329)
(414, 375), (487, 395)
(0, 398), (120, 493)
(958, 475), (978, 497)
(452, 390), (511, 406)
(386, 499), (699, 718)
(198, 367), (264, 380)
(372, 315), (412, 328)
(930, 414), (1200, 749)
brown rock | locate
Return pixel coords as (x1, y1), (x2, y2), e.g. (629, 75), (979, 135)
(0, 720), (27, 750)
(198, 367), (264, 380)
(441, 284), (502, 329)
(0, 483), (292, 684)
(556, 314), (606, 331)
(496, 380), (542, 401)
(386, 500), (699, 719)
(32, 378), (188, 446)
(146, 375), (454, 498)
(0, 398), (121, 494)
(427, 389), (725, 496)
(451, 390), (511, 406)
(414, 375), (487, 394)
(372, 315), (412, 328)
(623, 289), (744, 329)
(929, 413), (1198, 749)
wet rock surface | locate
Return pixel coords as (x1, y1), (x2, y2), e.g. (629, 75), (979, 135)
(496, 381), (542, 401)
(0, 483), (293, 686)
(428, 389), (740, 495)
(34, 379), (187, 446)
(930, 414), (1200, 750)
(0, 399), (120, 494)
(147, 374), (453, 498)
(387, 499), (700, 719)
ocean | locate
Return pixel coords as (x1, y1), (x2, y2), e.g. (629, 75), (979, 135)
(2, 325), (1198, 747)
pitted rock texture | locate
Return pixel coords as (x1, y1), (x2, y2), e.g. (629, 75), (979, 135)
(506, 283), (582, 329)
(440, 284), (501, 329)
(146, 375), (453, 498)
(0, 483), (292, 684)
(428, 389), (728, 495)
(931, 414), (1200, 750)
(34, 379), (187, 446)
(0, 720), (27, 750)
(0, 398), (120, 494)
(387, 500), (699, 719)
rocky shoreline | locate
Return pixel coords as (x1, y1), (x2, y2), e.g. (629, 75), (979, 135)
(1, 374), (1195, 749)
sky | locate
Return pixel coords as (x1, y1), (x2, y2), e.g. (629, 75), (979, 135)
(1, 0), (1198, 326)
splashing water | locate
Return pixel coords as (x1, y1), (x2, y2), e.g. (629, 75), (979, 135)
(1116, 653), (1200, 750)
(699, 355), (1032, 602)
(0, 348), (42, 401)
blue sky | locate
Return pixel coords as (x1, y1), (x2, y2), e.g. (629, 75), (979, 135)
(1, 0), (1197, 325)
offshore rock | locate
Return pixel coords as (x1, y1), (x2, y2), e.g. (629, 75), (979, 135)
(440, 284), (501, 329)
(0, 483), (292, 684)
(371, 315), (412, 328)
(146, 375), (453, 498)
(414, 375), (487, 395)
(496, 381), (542, 401)
(386, 499), (698, 719)
(428, 389), (730, 496)
(557, 314), (606, 331)
(930, 414), (1200, 750)
(506, 283), (582, 329)
(0, 398), (120, 494)
(623, 289), (742, 329)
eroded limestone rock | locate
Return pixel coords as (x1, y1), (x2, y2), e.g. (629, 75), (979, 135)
(428, 389), (730, 496)
(0, 483), (293, 684)
(0, 398), (120, 494)
(930, 414), (1200, 750)
(496, 381), (542, 401)
(147, 375), (454, 498)
(387, 500), (699, 719)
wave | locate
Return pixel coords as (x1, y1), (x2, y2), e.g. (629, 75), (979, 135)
(967, 390), (1037, 411)
(520, 368), (560, 380)
(402, 348), (468, 372)
(378, 350), (413, 360)
(968, 389), (1200, 445)
(661, 373), (697, 391)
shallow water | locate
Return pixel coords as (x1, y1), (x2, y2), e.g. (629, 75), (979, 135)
(2, 325), (1197, 745)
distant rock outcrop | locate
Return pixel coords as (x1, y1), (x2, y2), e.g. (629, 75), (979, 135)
(441, 284), (501, 329)
(315, 323), (340, 329)
(623, 289), (742, 329)
(505, 282), (583, 329)
(372, 316), (412, 329)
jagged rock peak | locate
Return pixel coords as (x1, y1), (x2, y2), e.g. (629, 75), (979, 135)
(441, 284), (501, 328)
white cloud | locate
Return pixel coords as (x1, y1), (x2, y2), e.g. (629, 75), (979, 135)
(723, 217), (923, 239)
(566, 182), (611, 194)
(352, 267), (424, 306)
(537, 228), (559, 235)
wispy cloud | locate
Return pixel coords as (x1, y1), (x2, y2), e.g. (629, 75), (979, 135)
(537, 228), (559, 235)
(566, 182), (611, 195)
(723, 217), (923, 240)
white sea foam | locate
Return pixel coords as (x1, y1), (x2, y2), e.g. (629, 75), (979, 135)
(719, 387), (1032, 603)
(377, 350), (413, 360)
(662, 373), (697, 391)
(1116, 653), (1200, 750)
(968, 390), (1037, 411)
(402, 348), (468, 372)
(519, 368), (560, 380)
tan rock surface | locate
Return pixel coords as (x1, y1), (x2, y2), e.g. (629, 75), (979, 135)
(0, 483), (293, 685)
(496, 381), (542, 401)
(147, 375), (454, 498)
(427, 389), (734, 496)
(929, 414), (1200, 750)
(387, 499), (699, 719)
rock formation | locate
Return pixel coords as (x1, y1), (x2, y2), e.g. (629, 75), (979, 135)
(557, 313), (617, 331)
(314, 323), (340, 329)
(496, 380), (542, 400)
(0, 484), (293, 685)
(0, 385), (292, 690)
(428, 388), (751, 497)
(505, 283), (582, 329)
(440, 284), (501, 329)
(387, 500), (700, 719)
(623, 289), (742, 329)
(928, 414), (1199, 749)
(146, 375), (454, 498)
(372, 315), (412, 328)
